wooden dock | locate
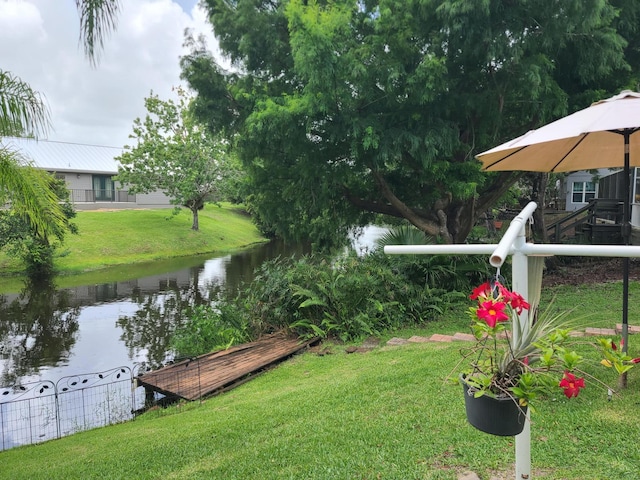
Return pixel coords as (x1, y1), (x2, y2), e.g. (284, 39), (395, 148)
(136, 332), (318, 401)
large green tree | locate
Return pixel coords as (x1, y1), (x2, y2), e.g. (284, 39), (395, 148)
(116, 88), (240, 231)
(182, 0), (634, 245)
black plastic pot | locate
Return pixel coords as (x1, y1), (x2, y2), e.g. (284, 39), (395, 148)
(460, 375), (528, 436)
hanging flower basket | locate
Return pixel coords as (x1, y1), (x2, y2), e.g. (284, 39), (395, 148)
(454, 281), (640, 432)
(460, 374), (527, 436)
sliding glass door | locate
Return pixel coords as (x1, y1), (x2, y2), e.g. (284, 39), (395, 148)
(93, 175), (114, 201)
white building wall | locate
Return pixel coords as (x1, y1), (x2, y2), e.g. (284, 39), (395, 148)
(565, 172), (595, 211)
(53, 171), (173, 209)
(66, 173), (93, 190)
(564, 169), (612, 211)
(135, 191), (172, 206)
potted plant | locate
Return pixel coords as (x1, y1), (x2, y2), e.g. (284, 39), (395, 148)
(458, 280), (639, 436)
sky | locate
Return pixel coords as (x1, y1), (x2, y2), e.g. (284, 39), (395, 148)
(0, 0), (225, 148)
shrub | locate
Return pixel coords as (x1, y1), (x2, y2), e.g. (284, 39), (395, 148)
(173, 239), (491, 352)
(171, 303), (251, 357)
(237, 252), (466, 341)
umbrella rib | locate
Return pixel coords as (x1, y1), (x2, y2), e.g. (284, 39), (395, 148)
(550, 134), (588, 172)
(483, 146), (528, 170)
(607, 127), (640, 137)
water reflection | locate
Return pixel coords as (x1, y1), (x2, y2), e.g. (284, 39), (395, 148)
(0, 239), (313, 385)
(199, 239), (314, 292)
(0, 280), (81, 385)
(116, 280), (209, 369)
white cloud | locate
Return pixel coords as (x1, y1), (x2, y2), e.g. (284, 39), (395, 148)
(0, 0), (221, 147)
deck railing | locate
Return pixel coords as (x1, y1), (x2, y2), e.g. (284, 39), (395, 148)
(69, 189), (136, 203)
(546, 198), (624, 243)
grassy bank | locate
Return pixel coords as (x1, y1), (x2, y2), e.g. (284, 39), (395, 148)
(0, 204), (266, 280)
(1, 316), (638, 479)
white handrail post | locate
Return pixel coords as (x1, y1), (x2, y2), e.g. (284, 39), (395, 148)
(488, 204), (534, 480)
(490, 202), (538, 268)
(512, 226), (531, 480)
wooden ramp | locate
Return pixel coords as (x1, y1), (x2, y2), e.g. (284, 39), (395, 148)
(136, 332), (318, 401)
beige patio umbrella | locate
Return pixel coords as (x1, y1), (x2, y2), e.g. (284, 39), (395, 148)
(477, 90), (640, 365)
(479, 90), (640, 172)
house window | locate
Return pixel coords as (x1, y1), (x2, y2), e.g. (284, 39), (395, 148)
(572, 181), (596, 204)
(93, 175), (114, 201)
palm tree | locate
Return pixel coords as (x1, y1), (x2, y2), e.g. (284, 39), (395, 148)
(0, 1), (121, 242)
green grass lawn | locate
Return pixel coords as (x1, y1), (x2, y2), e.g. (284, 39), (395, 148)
(541, 280), (640, 330)
(1, 294), (639, 479)
(0, 203), (266, 284)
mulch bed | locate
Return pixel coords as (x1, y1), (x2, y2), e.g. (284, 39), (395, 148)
(542, 257), (640, 287)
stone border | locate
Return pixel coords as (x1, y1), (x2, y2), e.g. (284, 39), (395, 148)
(385, 325), (637, 346)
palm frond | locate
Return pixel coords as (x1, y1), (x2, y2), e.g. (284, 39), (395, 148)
(76, 0), (121, 66)
(0, 70), (50, 137)
(374, 224), (433, 249)
(0, 146), (68, 241)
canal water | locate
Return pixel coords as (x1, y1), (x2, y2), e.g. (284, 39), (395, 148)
(0, 226), (389, 387)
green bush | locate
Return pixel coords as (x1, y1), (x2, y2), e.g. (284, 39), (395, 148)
(237, 251), (472, 341)
(171, 303), (251, 357)
(173, 244), (490, 352)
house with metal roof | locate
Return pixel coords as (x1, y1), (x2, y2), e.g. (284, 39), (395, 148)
(1, 137), (171, 210)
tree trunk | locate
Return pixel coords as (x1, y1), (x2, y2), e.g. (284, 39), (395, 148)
(344, 171), (523, 244)
(531, 173), (550, 243)
(191, 207), (199, 231)
(452, 172), (523, 243)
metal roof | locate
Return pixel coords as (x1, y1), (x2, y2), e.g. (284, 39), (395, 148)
(1, 137), (123, 174)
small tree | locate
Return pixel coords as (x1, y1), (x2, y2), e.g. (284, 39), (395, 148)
(116, 88), (238, 231)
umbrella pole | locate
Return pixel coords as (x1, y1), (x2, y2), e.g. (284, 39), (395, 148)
(620, 132), (632, 388)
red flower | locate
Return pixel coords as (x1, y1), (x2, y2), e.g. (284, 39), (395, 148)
(470, 282), (492, 300)
(612, 341), (618, 351)
(496, 282), (509, 297)
(632, 358), (640, 364)
(476, 300), (509, 328)
(508, 291), (530, 314)
(559, 371), (586, 398)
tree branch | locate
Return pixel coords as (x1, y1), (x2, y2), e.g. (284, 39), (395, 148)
(475, 171), (523, 214)
(370, 170), (453, 241)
